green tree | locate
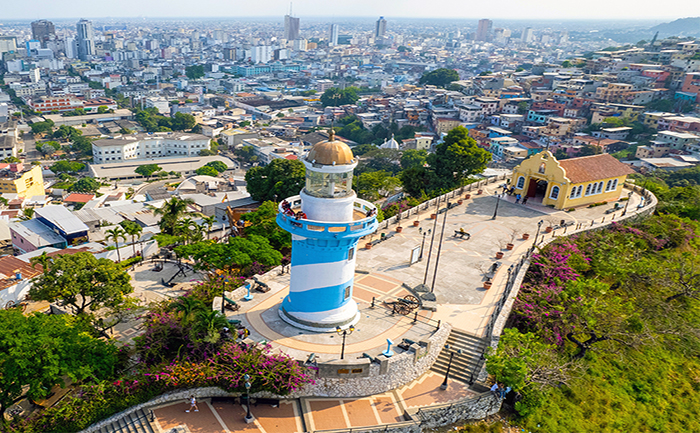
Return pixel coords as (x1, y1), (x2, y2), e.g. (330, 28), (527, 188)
(561, 60), (572, 68)
(428, 126), (491, 189)
(205, 160), (228, 173)
(419, 68), (459, 87)
(29, 119), (55, 135)
(241, 201), (292, 250)
(245, 159), (306, 202)
(30, 252), (133, 316)
(351, 143), (379, 156)
(70, 135), (93, 157)
(97, 105), (109, 114)
(400, 149), (428, 170)
(69, 177), (100, 193)
(201, 215), (216, 241)
(105, 226), (127, 263)
(36, 140), (61, 156)
(196, 165), (219, 177)
(171, 112), (197, 131)
(52, 124), (81, 141)
(18, 207), (34, 221)
(517, 101), (529, 115)
(185, 65), (205, 80)
(0, 309), (118, 429)
(320, 87), (360, 107)
(175, 235), (283, 274)
(2, 156), (20, 164)
(234, 145), (259, 164)
(134, 163), (162, 180)
(120, 220), (144, 257)
(51, 160), (85, 174)
(154, 197), (194, 235)
(353, 171), (401, 201)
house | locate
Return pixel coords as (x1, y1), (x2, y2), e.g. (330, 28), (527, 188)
(0, 255), (41, 306)
(510, 151), (634, 209)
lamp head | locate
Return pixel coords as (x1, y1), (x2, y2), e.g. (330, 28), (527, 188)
(244, 373), (250, 381)
(349, 325), (355, 333)
(245, 381), (251, 390)
(336, 326), (342, 334)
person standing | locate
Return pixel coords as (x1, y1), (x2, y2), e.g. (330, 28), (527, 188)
(515, 194), (521, 204)
(490, 382), (499, 399)
(522, 196), (528, 205)
(186, 395), (199, 412)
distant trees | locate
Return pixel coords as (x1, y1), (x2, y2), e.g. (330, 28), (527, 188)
(50, 160), (85, 174)
(30, 119), (54, 136)
(134, 163), (162, 180)
(205, 160), (228, 173)
(185, 65), (205, 80)
(174, 235), (283, 274)
(36, 140), (61, 156)
(245, 159), (306, 202)
(320, 87), (360, 107)
(69, 177), (101, 194)
(195, 165), (219, 177)
(134, 107), (197, 132)
(154, 197), (194, 235)
(419, 68), (459, 88)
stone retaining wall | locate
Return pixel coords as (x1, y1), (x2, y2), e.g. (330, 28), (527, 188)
(414, 393), (502, 429)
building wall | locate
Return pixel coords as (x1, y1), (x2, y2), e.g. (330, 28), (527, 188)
(0, 165), (45, 198)
(510, 152), (628, 209)
(92, 136), (210, 164)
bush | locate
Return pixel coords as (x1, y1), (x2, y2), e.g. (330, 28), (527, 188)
(120, 256), (143, 268)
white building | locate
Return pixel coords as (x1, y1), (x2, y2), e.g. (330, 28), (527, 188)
(145, 97), (170, 114)
(91, 132), (210, 164)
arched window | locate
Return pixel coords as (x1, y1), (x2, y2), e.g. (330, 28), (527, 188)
(605, 179), (612, 191)
(611, 179), (618, 190)
(570, 187), (577, 199)
(578, 185), (583, 197)
(516, 176), (525, 189)
(550, 185), (560, 199)
(596, 181), (604, 194)
(585, 184), (592, 196)
(538, 163), (546, 174)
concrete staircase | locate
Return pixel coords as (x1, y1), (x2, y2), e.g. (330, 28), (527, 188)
(95, 408), (156, 433)
(430, 329), (488, 385)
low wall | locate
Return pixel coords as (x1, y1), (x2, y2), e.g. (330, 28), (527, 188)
(414, 393), (502, 429)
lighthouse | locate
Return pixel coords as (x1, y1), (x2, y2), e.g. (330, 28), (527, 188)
(277, 130), (378, 332)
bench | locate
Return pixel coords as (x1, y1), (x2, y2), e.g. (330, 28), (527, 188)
(453, 231), (471, 239)
(227, 319), (242, 327)
(223, 297), (240, 312)
(211, 396), (239, 405)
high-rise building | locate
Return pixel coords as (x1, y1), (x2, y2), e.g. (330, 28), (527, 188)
(76, 19), (95, 61)
(476, 19), (493, 42)
(31, 20), (55, 48)
(521, 27), (535, 44)
(0, 37), (18, 55)
(284, 15), (300, 40)
(64, 37), (77, 58)
(329, 24), (339, 46)
(375, 16), (387, 39)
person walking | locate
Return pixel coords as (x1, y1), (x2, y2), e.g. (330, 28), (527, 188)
(522, 196), (528, 205)
(490, 382), (500, 399)
(186, 395), (199, 412)
(515, 194), (521, 204)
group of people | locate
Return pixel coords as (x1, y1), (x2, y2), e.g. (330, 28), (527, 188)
(502, 185), (528, 205)
(490, 382), (511, 400)
(281, 200), (307, 220)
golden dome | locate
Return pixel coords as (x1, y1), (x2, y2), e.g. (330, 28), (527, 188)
(306, 130), (355, 166)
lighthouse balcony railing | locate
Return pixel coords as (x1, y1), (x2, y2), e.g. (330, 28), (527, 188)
(277, 196), (377, 236)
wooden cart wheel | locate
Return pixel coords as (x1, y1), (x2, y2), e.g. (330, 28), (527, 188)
(403, 295), (419, 305)
(5, 301), (15, 309)
(397, 303), (411, 315)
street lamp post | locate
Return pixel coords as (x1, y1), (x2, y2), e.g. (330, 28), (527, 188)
(621, 190), (634, 216)
(430, 206), (449, 293)
(335, 325), (355, 360)
(244, 374), (255, 423)
(440, 345), (463, 390)
(535, 220), (544, 245)
(419, 232), (427, 260)
(491, 192), (502, 220)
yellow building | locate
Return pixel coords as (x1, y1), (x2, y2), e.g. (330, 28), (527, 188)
(0, 164), (45, 198)
(510, 151), (634, 209)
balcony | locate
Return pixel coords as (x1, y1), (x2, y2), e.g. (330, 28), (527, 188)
(277, 195), (378, 239)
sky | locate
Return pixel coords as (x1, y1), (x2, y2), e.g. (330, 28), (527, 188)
(4, 0), (700, 21)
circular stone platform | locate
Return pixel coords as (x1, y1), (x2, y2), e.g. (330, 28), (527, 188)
(224, 271), (440, 363)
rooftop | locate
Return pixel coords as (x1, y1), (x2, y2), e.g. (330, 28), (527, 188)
(560, 153), (635, 184)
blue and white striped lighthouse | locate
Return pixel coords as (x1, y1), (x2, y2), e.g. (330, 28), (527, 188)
(277, 130), (378, 332)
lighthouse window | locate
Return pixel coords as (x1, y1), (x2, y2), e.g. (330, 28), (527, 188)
(305, 170), (353, 198)
(347, 248), (354, 260)
(344, 286), (351, 299)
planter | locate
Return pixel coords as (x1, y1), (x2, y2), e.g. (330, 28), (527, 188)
(413, 221), (420, 227)
(396, 226), (403, 233)
(365, 243), (373, 250)
(483, 281), (492, 289)
(496, 251), (504, 259)
(465, 194), (471, 199)
(506, 243), (514, 250)
(522, 233), (530, 240)
(430, 213), (438, 219)
(457, 199), (463, 205)
(477, 189), (483, 195)
(545, 226), (553, 233)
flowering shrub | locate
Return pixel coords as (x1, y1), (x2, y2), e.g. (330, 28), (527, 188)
(9, 342), (313, 433)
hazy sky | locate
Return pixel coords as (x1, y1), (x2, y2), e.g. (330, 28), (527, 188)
(4, 0), (700, 21)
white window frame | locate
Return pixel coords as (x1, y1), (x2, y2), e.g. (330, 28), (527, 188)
(596, 181), (604, 194)
(516, 176), (525, 189)
(549, 185), (560, 200)
(585, 183), (592, 196)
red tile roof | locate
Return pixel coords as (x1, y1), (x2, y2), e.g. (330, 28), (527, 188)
(559, 154), (635, 184)
(0, 256), (42, 291)
(63, 193), (95, 203)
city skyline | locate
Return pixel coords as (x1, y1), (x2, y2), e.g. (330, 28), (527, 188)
(1, 0), (699, 20)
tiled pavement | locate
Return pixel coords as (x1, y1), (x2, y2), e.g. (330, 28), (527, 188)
(152, 370), (472, 433)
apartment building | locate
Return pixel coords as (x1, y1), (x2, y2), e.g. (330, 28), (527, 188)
(0, 164), (44, 198)
(92, 132), (210, 164)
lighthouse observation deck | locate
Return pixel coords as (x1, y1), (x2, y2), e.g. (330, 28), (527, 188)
(277, 195), (378, 239)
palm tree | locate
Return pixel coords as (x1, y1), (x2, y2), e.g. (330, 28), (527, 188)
(120, 221), (143, 257)
(202, 215), (216, 240)
(105, 226), (127, 263)
(19, 208), (35, 221)
(154, 197), (195, 235)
